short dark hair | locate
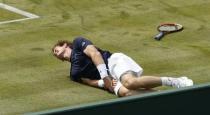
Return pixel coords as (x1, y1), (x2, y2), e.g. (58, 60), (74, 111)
(52, 40), (73, 61)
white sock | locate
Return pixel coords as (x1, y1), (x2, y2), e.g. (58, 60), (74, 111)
(161, 77), (176, 86)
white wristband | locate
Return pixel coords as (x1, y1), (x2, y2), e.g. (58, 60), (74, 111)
(98, 79), (104, 88)
(97, 64), (108, 79)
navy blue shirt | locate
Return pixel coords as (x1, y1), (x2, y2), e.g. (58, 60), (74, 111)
(70, 37), (112, 82)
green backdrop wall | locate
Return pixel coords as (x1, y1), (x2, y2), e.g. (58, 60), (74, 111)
(28, 83), (210, 115)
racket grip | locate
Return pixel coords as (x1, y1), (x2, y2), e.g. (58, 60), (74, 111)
(154, 32), (164, 40)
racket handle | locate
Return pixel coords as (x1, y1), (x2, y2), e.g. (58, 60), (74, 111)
(154, 32), (164, 40)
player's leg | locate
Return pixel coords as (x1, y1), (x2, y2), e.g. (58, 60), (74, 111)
(108, 53), (193, 90)
(121, 73), (193, 90)
(115, 81), (157, 97)
(108, 53), (162, 90)
(121, 73), (162, 90)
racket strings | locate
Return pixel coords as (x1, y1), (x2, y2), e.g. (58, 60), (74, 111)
(159, 26), (177, 31)
(159, 24), (182, 32)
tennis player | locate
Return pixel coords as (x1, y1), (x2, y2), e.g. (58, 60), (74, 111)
(52, 37), (193, 97)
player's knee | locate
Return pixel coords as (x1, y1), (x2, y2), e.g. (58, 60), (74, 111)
(122, 77), (137, 89)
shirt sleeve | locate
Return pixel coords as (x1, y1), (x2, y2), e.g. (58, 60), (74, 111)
(73, 37), (93, 51)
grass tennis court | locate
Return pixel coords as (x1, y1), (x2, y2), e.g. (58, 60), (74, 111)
(0, 0), (210, 114)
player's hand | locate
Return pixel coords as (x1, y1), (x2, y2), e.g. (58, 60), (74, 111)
(103, 76), (114, 93)
(112, 79), (117, 89)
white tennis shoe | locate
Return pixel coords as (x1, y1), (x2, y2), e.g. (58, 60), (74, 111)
(171, 76), (193, 88)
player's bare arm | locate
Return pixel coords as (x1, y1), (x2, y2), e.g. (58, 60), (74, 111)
(83, 45), (105, 65)
(83, 45), (113, 92)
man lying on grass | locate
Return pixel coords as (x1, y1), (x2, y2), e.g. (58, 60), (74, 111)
(52, 37), (193, 97)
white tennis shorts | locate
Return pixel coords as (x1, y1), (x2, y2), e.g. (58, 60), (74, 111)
(108, 53), (143, 95)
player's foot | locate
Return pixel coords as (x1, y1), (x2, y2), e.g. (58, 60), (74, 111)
(171, 76), (193, 88)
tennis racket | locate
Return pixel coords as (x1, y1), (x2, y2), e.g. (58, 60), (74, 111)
(154, 23), (183, 41)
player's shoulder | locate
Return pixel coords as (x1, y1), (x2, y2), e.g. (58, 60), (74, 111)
(73, 36), (92, 47)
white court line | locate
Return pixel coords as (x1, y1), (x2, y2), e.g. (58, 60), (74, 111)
(0, 3), (39, 25)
